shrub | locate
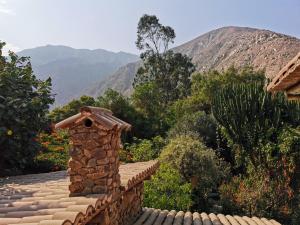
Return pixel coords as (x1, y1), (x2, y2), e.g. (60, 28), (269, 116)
(218, 126), (300, 223)
(291, 194), (300, 225)
(160, 135), (229, 211)
(144, 163), (192, 211)
(125, 136), (165, 162)
(167, 111), (217, 148)
(31, 131), (69, 173)
(212, 82), (300, 168)
(219, 170), (294, 223)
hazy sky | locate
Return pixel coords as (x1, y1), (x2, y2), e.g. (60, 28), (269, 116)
(1, 0), (300, 54)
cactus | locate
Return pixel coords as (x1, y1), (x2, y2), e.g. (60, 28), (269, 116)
(212, 82), (300, 167)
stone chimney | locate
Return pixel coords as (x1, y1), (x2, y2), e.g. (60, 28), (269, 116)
(55, 106), (131, 196)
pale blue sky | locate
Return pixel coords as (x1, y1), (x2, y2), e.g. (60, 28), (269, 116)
(0, 0), (300, 54)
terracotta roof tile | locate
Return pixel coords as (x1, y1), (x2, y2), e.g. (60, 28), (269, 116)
(131, 208), (281, 225)
(0, 161), (158, 225)
(55, 106), (131, 130)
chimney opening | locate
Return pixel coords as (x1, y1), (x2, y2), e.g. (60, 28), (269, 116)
(84, 118), (93, 127)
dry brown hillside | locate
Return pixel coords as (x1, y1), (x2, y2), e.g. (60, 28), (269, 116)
(174, 26), (300, 79)
(87, 26), (300, 96)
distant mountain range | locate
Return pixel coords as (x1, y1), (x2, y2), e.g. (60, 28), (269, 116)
(18, 26), (300, 107)
(18, 45), (139, 106)
(87, 26), (300, 97)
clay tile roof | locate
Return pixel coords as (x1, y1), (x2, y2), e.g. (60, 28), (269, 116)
(54, 106), (131, 130)
(131, 208), (282, 225)
(0, 161), (158, 225)
(267, 52), (300, 95)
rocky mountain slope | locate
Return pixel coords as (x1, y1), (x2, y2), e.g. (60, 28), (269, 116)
(87, 26), (300, 97)
(18, 45), (139, 106)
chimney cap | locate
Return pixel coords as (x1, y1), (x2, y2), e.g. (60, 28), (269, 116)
(54, 106), (131, 131)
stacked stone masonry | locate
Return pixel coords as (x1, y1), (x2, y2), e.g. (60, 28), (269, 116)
(68, 124), (122, 196)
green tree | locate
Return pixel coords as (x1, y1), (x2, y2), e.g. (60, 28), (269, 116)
(173, 66), (265, 117)
(0, 42), (54, 175)
(133, 14), (195, 108)
(96, 89), (153, 139)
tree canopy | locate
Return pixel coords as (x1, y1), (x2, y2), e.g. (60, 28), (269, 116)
(0, 42), (54, 175)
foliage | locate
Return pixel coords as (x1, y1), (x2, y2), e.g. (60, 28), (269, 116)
(133, 14), (195, 127)
(50, 89), (156, 140)
(212, 82), (300, 168)
(144, 163), (192, 211)
(191, 66), (265, 108)
(132, 82), (170, 136)
(49, 95), (95, 123)
(136, 14), (175, 56)
(0, 42), (54, 176)
(220, 113), (300, 222)
(213, 81), (300, 223)
(167, 67), (265, 128)
(167, 111), (217, 148)
(135, 51), (195, 106)
(125, 136), (165, 162)
(96, 89), (152, 139)
(219, 170), (294, 221)
(291, 194), (300, 225)
(33, 131), (69, 172)
(160, 135), (206, 170)
(160, 135), (229, 211)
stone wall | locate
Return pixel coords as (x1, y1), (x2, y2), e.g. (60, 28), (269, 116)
(67, 121), (121, 196)
(119, 183), (144, 225)
(87, 182), (144, 225)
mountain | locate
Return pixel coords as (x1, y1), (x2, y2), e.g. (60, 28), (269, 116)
(87, 61), (141, 97)
(87, 26), (300, 97)
(18, 45), (139, 106)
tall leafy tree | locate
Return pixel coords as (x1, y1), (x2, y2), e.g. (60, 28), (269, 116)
(133, 14), (195, 108)
(0, 42), (54, 175)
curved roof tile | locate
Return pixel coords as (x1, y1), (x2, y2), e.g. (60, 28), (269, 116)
(0, 161), (158, 225)
(131, 208), (281, 225)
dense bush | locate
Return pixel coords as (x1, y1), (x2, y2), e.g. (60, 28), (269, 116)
(160, 136), (207, 170)
(32, 131), (69, 173)
(167, 111), (217, 148)
(125, 136), (165, 162)
(219, 169), (293, 220)
(144, 163), (192, 211)
(0, 42), (54, 176)
(212, 80), (300, 223)
(212, 82), (300, 168)
(160, 135), (229, 211)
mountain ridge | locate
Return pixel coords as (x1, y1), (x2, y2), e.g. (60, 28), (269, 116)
(87, 26), (300, 97)
(18, 45), (139, 106)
